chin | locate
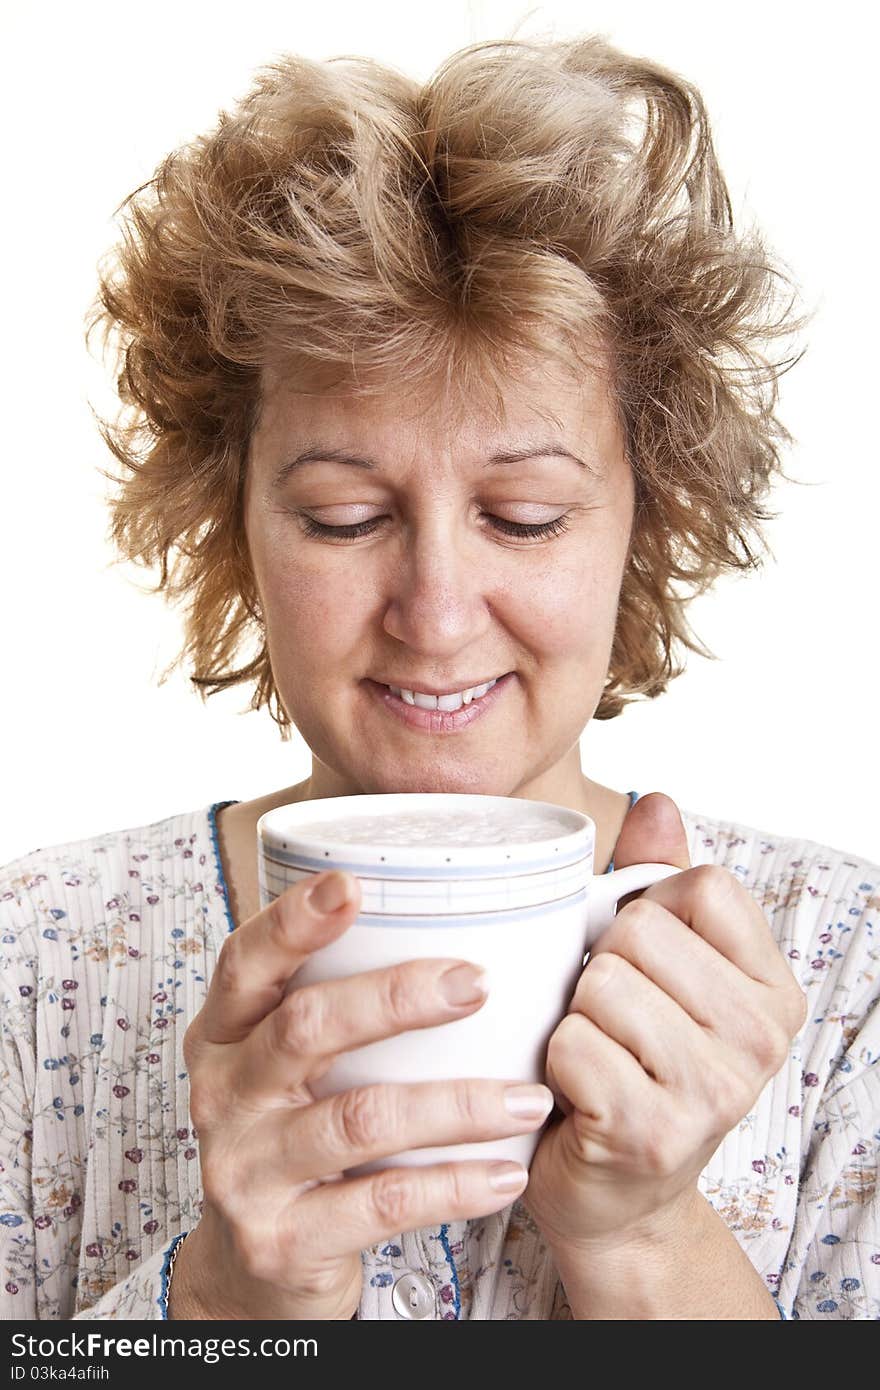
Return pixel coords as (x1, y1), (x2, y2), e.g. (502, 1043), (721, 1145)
(354, 760), (512, 798)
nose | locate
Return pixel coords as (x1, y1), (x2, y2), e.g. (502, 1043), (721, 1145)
(380, 515), (494, 656)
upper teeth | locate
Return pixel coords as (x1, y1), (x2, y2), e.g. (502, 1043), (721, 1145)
(387, 678), (499, 711)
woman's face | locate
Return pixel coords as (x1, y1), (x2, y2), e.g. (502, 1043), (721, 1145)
(244, 356), (635, 803)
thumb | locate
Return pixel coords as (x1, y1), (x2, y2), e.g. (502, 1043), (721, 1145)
(611, 791), (691, 872)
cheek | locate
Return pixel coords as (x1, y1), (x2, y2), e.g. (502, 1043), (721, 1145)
(505, 550), (622, 658)
(255, 535), (367, 662)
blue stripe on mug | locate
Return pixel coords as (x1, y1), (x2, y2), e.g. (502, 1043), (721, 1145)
(263, 885), (590, 926)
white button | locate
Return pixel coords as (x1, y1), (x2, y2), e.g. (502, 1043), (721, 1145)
(391, 1271), (437, 1319)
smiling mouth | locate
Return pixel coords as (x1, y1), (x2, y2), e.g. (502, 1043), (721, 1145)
(381, 677), (502, 711)
(365, 672), (514, 730)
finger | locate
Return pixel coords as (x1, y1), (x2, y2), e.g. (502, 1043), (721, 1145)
(593, 895), (766, 1040)
(244, 1076), (555, 1183)
(635, 863), (792, 988)
(287, 1158), (531, 1262)
(545, 1009), (658, 1158)
(195, 872), (362, 1045)
(612, 793), (691, 873)
(229, 958), (493, 1103)
(570, 951), (710, 1089)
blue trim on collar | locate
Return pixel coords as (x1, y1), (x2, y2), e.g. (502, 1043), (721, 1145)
(208, 800), (240, 934)
(605, 790), (639, 874)
(157, 1232), (188, 1319)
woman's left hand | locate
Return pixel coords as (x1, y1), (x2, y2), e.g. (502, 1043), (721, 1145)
(523, 793), (807, 1255)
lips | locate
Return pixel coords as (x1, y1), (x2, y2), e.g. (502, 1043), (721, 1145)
(365, 672), (514, 734)
(387, 678), (499, 711)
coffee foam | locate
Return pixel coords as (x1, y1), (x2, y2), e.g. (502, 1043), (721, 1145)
(284, 803), (577, 848)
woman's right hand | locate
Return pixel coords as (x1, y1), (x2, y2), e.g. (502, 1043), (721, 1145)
(171, 869), (553, 1320)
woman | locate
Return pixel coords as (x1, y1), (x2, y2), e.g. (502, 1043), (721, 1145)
(1, 35), (876, 1321)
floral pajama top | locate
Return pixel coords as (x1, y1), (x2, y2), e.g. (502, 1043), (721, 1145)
(0, 799), (877, 1319)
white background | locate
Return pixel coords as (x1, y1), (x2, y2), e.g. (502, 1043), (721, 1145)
(2, 0), (877, 864)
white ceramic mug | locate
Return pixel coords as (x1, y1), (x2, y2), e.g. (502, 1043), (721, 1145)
(257, 793), (678, 1174)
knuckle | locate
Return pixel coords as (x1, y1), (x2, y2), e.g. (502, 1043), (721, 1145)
(335, 1086), (390, 1152)
(181, 1019), (202, 1071)
(187, 1084), (217, 1134)
(382, 965), (420, 1029)
(687, 864), (737, 915)
(571, 1099), (610, 1143)
(213, 931), (248, 998)
(443, 1165), (468, 1212)
(614, 897), (662, 950)
(370, 1169), (412, 1230)
(787, 981), (809, 1033)
(547, 1012), (582, 1065)
(277, 986), (327, 1058)
(452, 1079), (484, 1130)
(267, 886), (302, 944)
(749, 1013), (791, 1073)
(186, 1056), (230, 1132)
(583, 951), (623, 993)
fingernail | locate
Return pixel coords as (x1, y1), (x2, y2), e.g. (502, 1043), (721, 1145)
(503, 1084), (554, 1120)
(487, 1162), (528, 1192)
(308, 871), (354, 914)
(438, 963), (489, 1006)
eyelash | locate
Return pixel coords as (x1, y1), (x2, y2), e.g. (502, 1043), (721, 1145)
(298, 514), (571, 542)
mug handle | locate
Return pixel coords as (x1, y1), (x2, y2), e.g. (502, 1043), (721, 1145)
(583, 862), (682, 961)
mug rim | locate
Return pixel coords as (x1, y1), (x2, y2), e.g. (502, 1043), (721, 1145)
(257, 792), (594, 872)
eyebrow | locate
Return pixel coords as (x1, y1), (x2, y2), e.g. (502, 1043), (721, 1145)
(271, 442), (595, 488)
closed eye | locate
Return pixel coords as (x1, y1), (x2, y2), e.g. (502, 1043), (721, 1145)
(297, 514), (571, 542)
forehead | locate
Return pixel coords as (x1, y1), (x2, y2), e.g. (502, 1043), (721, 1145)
(251, 352), (624, 464)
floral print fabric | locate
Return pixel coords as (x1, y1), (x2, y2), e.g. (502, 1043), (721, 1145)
(0, 800), (877, 1319)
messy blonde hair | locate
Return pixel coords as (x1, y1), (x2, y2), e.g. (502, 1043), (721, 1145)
(89, 34), (806, 734)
